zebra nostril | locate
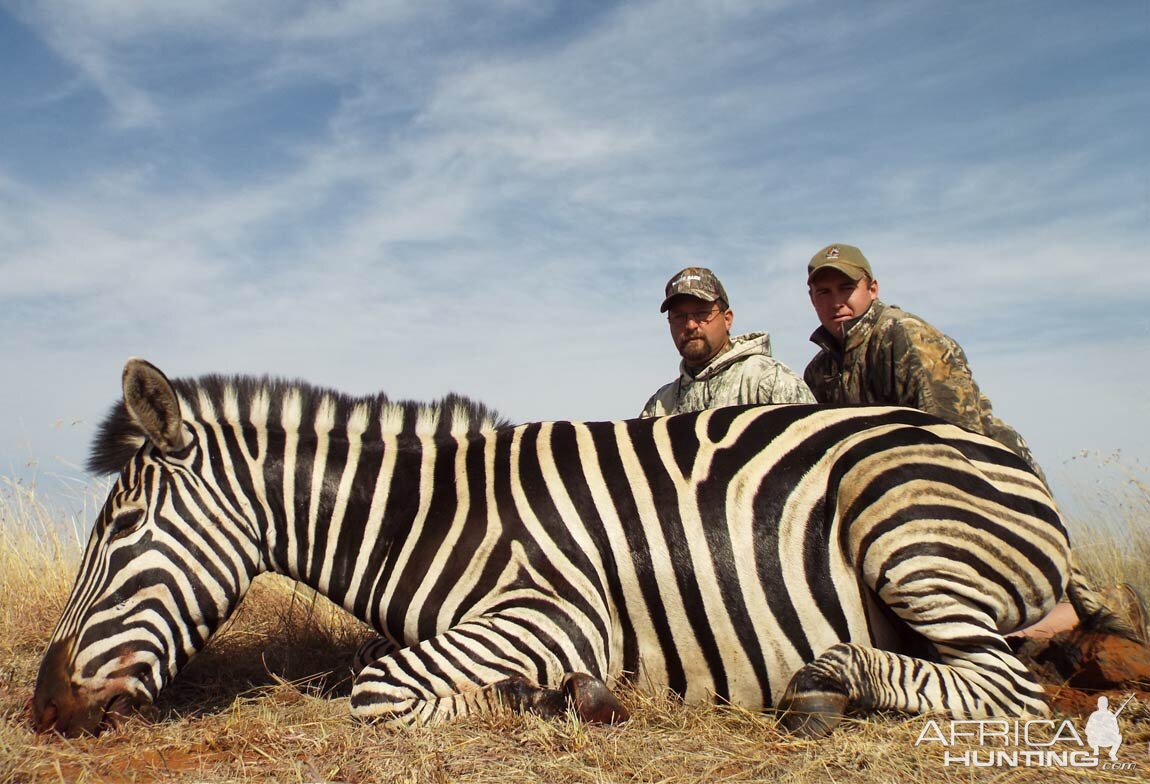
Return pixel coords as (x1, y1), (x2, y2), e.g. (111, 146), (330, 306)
(34, 700), (59, 734)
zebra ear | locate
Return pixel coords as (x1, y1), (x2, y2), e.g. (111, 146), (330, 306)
(122, 358), (188, 453)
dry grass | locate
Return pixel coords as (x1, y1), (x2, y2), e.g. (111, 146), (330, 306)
(2, 473), (1149, 783)
(1059, 453), (1150, 601)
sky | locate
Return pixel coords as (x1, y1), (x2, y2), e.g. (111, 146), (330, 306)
(1, 0), (1147, 521)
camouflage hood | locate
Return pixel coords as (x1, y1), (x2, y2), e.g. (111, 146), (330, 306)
(683, 332), (773, 382)
(640, 333), (814, 418)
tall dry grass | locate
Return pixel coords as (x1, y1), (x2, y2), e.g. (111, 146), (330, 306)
(1058, 452), (1150, 601)
(1, 469), (1148, 783)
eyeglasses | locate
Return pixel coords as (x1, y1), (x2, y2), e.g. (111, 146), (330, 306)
(668, 308), (722, 326)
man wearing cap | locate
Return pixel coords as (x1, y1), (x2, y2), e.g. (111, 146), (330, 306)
(803, 243), (1043, 479)
(640, 266), (814, 418)
(803, 242), (1150, 644)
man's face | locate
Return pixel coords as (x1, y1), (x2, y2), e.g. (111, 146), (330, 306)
(808, 268), (879, 341)
(666, 295), (733, 367)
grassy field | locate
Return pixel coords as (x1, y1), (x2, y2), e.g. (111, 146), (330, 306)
(2, 471), (1149, 784)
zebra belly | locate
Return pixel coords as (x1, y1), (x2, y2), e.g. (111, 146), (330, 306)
(618, 567), (875, 709)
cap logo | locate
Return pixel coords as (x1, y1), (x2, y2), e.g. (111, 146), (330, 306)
(673, 274), (702, 286)
(825, 247), (840, 260)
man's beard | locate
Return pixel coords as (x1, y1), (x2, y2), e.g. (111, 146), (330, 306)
(678, 334), (716, 366)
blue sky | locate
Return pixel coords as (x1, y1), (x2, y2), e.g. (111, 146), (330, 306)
(1, 0), (1147, 517)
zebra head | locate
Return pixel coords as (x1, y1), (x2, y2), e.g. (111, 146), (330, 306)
(33, 359), (264, 736)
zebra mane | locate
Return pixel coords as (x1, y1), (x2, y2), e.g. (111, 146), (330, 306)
(87, 373), (511, 476)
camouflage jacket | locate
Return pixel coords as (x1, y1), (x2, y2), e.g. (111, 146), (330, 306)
(804, 300), (1045, 481)
(641, 332), (815, 418)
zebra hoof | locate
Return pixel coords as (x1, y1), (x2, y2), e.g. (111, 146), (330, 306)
(494, 676), (567, 717)
(777, 673), (848, 738)
(777, 694), (847, 738)
(562, 672), (630, 724)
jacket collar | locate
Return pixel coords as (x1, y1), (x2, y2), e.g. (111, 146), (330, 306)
(809, 300), (886, 359)
(679, 332), (772, 382)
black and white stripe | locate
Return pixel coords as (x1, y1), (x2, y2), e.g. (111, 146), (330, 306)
(35, 360), (1071, 736)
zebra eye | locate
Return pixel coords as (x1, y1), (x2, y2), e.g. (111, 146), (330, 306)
(108, 509), (145, 541)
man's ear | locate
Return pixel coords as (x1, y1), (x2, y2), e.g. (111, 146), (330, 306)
(724, 308), (734, 331)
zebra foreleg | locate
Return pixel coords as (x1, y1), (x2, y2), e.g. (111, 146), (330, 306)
(351, 635), (399, 676)
(491, 672), (630, 724)
(349, 623), (627, 728)
(353, 667), (627, 729)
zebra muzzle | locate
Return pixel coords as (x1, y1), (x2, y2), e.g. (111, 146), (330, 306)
(32, 636), (156, 737)
(33, 686), (155, 737)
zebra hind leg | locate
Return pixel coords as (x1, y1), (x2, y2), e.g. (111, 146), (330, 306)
(777, 639), (1049, 737)
(775, 655), (850, 738)
(775, 477), (1070, 740)
(778, 593), (1052, 737)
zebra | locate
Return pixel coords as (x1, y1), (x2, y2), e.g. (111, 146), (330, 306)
(34, 358), (1077, 738)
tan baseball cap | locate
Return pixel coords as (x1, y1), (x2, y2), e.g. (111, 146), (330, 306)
(807, 244), (873, 284)
(660, 267), (730, 312)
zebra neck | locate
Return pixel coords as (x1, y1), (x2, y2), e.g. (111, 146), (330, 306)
(259, 433), (472, 632)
